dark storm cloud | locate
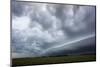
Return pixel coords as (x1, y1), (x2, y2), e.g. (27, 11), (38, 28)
(12, 2), (96, 58)
(12, 1), (26, 17)
(58, 6), (96, 38)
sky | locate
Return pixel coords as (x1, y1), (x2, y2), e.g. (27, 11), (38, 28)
(11, 1), (96, 58)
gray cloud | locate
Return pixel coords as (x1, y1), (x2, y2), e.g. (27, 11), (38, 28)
(12, 2), (96, 58)
(12, 1), (25, 17)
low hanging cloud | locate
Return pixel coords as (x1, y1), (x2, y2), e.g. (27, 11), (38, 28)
(12, 2), (96, 58)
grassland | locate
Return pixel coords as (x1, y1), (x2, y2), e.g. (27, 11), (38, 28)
(12, 55), (96, 66)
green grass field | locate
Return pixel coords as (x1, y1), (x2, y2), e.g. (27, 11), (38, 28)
(12, 55), (96, 66)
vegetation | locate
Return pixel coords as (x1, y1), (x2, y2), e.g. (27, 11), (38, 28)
(12, 55), (96, 66)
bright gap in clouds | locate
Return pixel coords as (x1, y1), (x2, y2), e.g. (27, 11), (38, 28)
(12, 1), (96, 58)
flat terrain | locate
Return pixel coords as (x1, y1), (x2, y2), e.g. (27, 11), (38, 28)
(12, 55), (96, 66)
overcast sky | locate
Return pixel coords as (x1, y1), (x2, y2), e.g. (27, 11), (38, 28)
(11, 1), (96, 58)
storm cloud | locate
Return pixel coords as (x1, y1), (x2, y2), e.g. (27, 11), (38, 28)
(11, 1), (96, 58)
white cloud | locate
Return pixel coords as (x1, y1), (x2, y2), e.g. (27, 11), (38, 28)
(12, 16), (30, 30)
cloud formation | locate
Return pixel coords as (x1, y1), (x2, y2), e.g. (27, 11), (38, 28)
(12, 2), (96, 58)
